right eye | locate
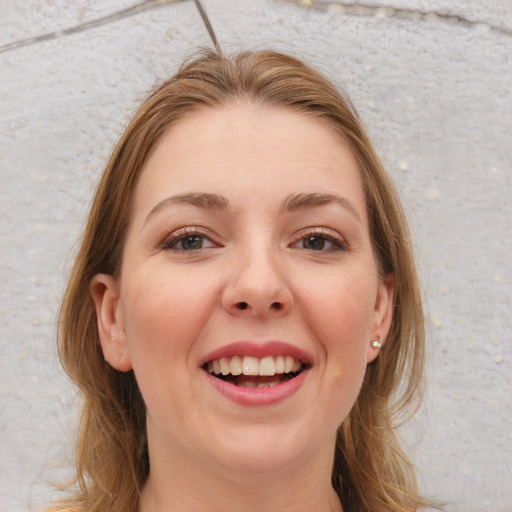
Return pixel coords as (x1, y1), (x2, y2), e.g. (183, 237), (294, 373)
(162, 229), (216, 251)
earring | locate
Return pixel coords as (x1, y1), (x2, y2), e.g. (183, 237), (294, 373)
(371, 338), (382, 349)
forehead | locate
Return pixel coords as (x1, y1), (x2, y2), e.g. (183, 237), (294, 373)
(134, 103), (366, 218)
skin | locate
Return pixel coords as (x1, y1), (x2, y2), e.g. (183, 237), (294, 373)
(91, 103), (394, 512)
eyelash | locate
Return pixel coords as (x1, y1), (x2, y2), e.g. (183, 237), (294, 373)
(160, 227), (217, 252)
(160, 227), (347, 253)
(290, 228), (347, 252)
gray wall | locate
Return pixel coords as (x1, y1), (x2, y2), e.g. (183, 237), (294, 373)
(1, 1), (511, 511)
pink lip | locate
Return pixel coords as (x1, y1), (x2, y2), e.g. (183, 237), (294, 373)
(203, 368), (309, 406)
(200, 341), (311, 407)
(199, 341), (312, 366)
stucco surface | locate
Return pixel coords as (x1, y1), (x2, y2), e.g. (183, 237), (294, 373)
(313, 0), (512, 31)
(1, 1), (511, 511)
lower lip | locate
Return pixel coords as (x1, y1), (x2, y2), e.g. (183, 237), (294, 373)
(204, 370), (308, 406)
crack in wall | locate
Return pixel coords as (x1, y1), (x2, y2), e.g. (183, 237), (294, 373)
(0, 0), (189, 54)
(280, 0), (512, 37)
(193, 0), (220, 51)
(2, 0), (509, 55)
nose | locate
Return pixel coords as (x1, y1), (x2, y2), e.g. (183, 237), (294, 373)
(221, 246), (293, 318)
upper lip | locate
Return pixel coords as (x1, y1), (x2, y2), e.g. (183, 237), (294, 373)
(199, 341), (312, 367)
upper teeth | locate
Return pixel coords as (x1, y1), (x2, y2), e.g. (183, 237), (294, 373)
(207, 355), (302, 377)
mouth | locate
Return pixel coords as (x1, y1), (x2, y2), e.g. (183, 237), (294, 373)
(203, 355), (309, 389)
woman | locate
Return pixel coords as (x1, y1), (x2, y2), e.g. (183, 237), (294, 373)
(51, 49), (428, 512)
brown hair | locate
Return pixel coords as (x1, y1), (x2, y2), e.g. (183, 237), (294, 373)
(52, 49), (427, 512)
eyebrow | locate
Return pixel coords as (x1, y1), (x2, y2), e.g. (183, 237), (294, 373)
(144, 191), (362, 225)
(282, 192), (362, 223)
(144, 192), (229, 225)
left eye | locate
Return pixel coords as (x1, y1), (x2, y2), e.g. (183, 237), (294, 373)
(292, 232), (345, 251)
(301, 235), (332, 251)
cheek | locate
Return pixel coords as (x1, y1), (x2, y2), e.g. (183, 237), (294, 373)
(298, 268), (376, 405)
(302, 270), (376, 351)
(120, 267), (220, 370)
(309, 280), (373, 426)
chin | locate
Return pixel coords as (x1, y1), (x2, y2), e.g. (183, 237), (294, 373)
(203, 423), (324, 476)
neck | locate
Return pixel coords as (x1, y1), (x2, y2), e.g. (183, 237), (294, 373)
(140, 428), (343, 512)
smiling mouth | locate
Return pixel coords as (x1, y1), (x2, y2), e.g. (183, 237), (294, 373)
(203, 355), (309, 388)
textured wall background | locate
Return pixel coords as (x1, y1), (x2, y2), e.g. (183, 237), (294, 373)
(1, 1), (511, 511)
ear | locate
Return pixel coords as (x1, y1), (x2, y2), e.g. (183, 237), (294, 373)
(90, 274), (133, 372)
(367, 273), (395, 363)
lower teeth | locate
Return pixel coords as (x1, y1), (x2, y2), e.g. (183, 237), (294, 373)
(217, 372), (300, 388)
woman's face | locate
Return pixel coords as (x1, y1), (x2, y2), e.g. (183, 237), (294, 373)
(92, 103), (393, 477)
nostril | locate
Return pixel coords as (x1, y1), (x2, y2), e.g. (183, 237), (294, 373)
(233, 301), (284, 312)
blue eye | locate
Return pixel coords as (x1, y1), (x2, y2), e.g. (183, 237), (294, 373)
(162, 230), (216, 251)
